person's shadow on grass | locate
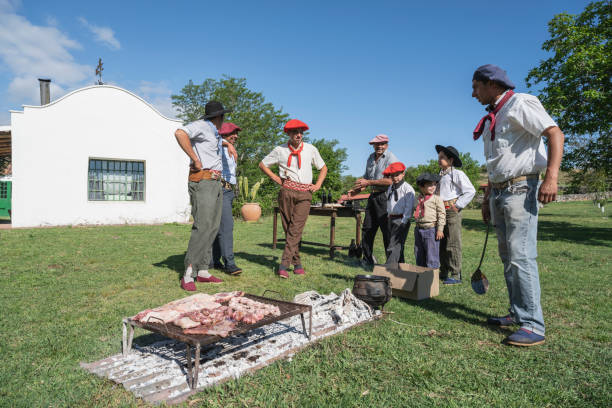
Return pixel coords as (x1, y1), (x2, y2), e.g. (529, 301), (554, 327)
(399, 297), (514, 335)
(153, 253), (185, 281)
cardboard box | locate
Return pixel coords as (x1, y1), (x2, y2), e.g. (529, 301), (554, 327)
(372, 263), (439, 300)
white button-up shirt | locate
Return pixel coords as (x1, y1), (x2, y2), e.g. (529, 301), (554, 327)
(178, 119), (223, 171)
(261, 142), (326, 184)
(221, 146), (237, 185)
(437, 168), (476, 209)
(481, 92), (557, 183)
(386, 181), (415, 224)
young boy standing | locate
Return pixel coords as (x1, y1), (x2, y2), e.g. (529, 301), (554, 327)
(435, 145), (476, 284)
(383, 162), (415, 265)
(413, 173), (446, 269)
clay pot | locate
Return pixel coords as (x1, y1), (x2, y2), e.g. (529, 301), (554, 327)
(240, 203), (261, 222)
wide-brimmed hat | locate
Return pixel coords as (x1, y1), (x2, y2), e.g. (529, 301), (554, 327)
(435, 145), (463, 167)
(369, 134), (389, 144)
(383, 162), (406, 176)
(219, 122), (241, 136)
(201, 100), (232, 120)
(416, 172), (441, 186)
(472, 64), (515, 90)
(284, 119), (309, 133)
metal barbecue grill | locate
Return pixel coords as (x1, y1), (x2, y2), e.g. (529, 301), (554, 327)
(122, 292), (312, 389)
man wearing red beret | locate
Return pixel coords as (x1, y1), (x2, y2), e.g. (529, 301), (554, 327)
(208, 122), (243, 275)
(350, 134), (399, 268)
(259, 119), (328, 278)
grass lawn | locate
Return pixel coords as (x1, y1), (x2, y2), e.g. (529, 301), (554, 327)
(0, 201), (610, 407)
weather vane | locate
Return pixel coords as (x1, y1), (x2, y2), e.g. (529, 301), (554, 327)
(95, 58), (104, 85)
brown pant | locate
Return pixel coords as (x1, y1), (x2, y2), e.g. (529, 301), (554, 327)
(278, 187), (312, 266)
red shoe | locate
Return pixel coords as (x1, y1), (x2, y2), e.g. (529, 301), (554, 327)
(278, 269), (289, 279)
(181, 278), (196, 291)
(196, 275), (223, 283)
(294, 266), (305, 275)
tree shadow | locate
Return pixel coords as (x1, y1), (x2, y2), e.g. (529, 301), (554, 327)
(152, 253), (185, 281)
(397, 297), (513, 335)
(462, 218), (611, 247)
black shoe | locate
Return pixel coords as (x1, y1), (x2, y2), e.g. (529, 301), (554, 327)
(208, 263), (225, 270)
(225, 264), (242, 275)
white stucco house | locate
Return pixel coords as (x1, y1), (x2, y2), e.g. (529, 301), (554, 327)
(9, 85), (190, 228)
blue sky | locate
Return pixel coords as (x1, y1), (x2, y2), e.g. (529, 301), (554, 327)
(0, 0), (591, 175)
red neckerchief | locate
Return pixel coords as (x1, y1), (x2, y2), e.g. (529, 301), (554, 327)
(287, 142), (304, 169)
(473, 90), (514, 141)
(414, 194), (433, 219)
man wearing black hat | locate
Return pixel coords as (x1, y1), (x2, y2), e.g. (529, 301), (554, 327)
(435, 145), (475, 285)
(472, 64), (564, 346)
(174, 101), (234, 291)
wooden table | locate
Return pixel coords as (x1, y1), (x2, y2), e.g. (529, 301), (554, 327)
(272, 205), (363, 258)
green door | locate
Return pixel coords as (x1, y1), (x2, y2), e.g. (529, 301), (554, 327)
(0, 181), (11, 217)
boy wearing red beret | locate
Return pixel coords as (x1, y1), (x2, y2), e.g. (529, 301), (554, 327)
(383, 162), (415, 265)
(259, 119), (328, 278)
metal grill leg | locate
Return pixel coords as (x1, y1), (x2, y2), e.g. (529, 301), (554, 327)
(127, 324), (134, 351)
(122, 319), (128, 357)
(300, 313), (307, 339)
(194, 344), (201, 389)
(186, 344), (193, 389)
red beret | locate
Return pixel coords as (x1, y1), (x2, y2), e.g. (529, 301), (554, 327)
(383, 162), (406, 176)
(284, 119), (309, 133)
(219, 122), (241, 136)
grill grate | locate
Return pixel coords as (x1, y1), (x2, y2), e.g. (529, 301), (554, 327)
(122, 293), (312, 389)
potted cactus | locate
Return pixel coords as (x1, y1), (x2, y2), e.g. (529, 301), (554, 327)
(238, 176), (265, 222)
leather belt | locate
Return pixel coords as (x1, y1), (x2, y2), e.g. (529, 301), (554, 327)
(221, 179), (233, 190)
(388, 214), (403, 219)
(188, 169), (221, 183)
(443, 198), (457, 209)
(490, 174), (539, 190)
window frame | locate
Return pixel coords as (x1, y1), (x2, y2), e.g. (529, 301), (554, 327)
(87, 157), (146, 202)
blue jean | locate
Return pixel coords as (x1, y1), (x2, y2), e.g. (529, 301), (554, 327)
(414, 227), (440, 269)
(209, 188), (236, 267)
(489, 178), (545, 335)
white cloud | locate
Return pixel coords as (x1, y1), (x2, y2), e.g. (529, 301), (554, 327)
(0, 6), (92, 106)
(78, 17), (121, 50)
(137, 81), (178, 119)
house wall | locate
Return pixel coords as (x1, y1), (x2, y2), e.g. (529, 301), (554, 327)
(10, 85), (190, 228)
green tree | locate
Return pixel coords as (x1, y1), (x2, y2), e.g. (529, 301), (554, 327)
(526, 1), (612, 179)
(309, 138), (348, 201)
(171, 76), (349, 213)
(404, 153), (482, 207)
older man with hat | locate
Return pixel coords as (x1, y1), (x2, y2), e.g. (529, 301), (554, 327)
(208, 122), (243, 275)
(174, 100), (235, 290)
(259, 119), (327, 278)
(472, 64), (564, 346)
(435, 145), (476, 285)
(350, 134), (399, 267)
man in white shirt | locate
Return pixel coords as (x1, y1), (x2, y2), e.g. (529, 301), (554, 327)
(472, 64), (564, 346)
(435, 145), (476, 284)
(383, 162), (415, 265)
(259, 119), (328, 278)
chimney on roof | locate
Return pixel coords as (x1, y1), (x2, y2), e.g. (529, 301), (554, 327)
(38, 78), (51, 105)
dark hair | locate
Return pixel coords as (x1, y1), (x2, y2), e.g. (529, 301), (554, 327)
(473, 72), (511, 91)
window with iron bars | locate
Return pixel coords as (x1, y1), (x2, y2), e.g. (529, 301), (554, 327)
(0, 182), (7, 199)
(88, 159), (145, 201)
